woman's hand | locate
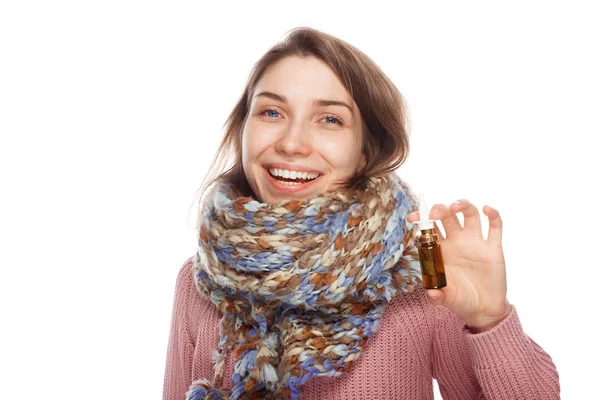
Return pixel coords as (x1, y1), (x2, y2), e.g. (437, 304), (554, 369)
(407, 200), (512, 333)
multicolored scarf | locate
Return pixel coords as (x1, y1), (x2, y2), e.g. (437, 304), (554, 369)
(186, 174), (423, 400)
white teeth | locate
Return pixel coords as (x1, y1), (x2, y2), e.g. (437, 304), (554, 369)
(268, 168), (320, 181)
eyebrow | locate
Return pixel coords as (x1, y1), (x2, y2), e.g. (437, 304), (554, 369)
(254, 91), (354, 117)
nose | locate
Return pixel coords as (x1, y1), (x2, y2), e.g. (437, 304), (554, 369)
(273, 119), (312, 157)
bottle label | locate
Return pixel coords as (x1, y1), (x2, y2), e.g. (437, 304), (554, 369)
(418, 247), (436, 276)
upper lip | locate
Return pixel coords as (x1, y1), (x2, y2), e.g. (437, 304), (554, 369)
(264, 162), (323, 175)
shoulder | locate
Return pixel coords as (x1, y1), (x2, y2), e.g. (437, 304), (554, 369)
(173, 256), (196, 302)
(172, 256), (218, 346)
(175, 255), (214, 311)
(176, 256), (193, 284)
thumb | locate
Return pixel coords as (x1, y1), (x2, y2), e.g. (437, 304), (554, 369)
(426, 289), (445, 306)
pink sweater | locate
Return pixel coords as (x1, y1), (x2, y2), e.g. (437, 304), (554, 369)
(163, 257), (560, 399)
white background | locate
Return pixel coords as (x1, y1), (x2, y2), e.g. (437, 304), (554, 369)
(1, 1), (597, 398)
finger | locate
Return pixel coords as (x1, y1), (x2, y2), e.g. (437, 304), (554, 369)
(407, 212), (420, 223)
(450, 199), (482, 237)
(430, 204), (462, 237)
(407, 212), (445, 239)
(483, 205), (503, 244)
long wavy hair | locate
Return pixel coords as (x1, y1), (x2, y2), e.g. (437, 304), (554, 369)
(191, 26), (411, 231)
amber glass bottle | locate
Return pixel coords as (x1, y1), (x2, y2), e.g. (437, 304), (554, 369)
(417, 228), (447, 289)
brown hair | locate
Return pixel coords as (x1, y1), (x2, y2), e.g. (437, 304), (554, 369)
(191, 26), (411, 225)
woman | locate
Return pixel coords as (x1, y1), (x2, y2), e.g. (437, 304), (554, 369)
(163, 27), (560, 399)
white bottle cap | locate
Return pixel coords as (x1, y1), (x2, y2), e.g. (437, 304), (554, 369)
(416, 191), (435, 230)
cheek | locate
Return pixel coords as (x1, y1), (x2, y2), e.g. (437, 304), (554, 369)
(242, 126), (265, 164)
(316, 134), (363, 172)
(242, 124), (280, 183)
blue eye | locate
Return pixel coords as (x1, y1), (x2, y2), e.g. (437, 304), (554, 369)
(258, 108), (344, 126)
(324, 116), (340, 124)
(258, 108), (280, 118)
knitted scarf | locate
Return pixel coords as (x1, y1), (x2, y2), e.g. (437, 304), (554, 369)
(186, 173), (423, 400)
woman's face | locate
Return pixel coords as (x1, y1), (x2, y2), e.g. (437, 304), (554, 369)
(242, 55), (365, 203)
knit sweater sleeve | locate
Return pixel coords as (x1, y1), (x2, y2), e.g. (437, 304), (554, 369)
(432, 303), (560, 399)
(163, 258), (196, 400)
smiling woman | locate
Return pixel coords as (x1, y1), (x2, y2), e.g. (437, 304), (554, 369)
(163, 27), (560, 400)
(195, 27), (410, 203)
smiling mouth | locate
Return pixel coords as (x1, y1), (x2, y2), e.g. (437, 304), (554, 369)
(266, 168), (322, 186)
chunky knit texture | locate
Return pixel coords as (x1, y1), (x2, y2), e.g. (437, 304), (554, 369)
(189, 175), (422, 399)
(164, 258), (560, 399)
